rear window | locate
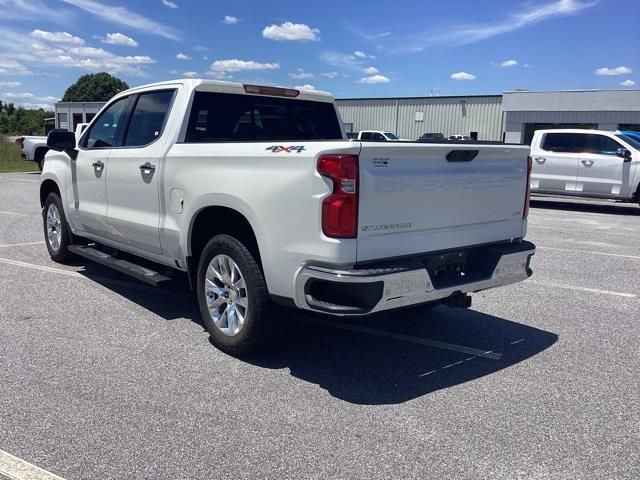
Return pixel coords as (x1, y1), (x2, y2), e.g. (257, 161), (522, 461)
(184, 92), (342, 142)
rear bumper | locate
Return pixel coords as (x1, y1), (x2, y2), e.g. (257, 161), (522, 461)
(294, 241), (535, 316)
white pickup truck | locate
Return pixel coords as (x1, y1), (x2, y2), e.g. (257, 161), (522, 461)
(41, 79), (535, 354)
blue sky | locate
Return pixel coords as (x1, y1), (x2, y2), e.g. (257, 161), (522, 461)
(0, 0), (638, 109)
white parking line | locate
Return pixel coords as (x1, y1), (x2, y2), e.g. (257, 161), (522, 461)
(0, 241), (45, 248)
(527, 280), (637, 298)
(0, 211), (35, 217)
(537, 245), (640, 261)
(0, 448), (66, 480)
(0, 257), (83, 277)
(299, 317), (502, 360)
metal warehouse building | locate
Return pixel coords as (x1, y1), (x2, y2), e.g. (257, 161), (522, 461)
(336, 89), (640, 144)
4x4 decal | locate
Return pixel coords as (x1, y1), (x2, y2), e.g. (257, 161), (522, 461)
(265, 145), (306, 153)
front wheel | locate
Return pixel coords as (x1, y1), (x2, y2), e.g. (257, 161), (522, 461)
(42, 193), (72, 263)
(196, 234), (282, 355)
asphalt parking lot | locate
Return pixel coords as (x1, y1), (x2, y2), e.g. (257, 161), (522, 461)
(1, 172), (639, 480)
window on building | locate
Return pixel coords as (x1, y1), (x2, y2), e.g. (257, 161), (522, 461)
(85, 113), (95, 123)
(123, 90), (175, 147)
(72, 113), (83, 132)
(618, 124), (640, 132)
(57, 112), (68, 129)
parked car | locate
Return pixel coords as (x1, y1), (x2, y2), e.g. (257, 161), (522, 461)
(41, 79), (535, 354)
(449, 134), (472, 141)
(417, 132), (445, 142)
(530, 129), (640, 204)
(355, 130), (411, 141)
(618, 130), (640, 143)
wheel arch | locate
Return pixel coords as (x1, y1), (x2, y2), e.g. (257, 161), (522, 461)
(187, 205), (264, 286)
(34, 146), (49, 161)
(40, 178), (61, 207)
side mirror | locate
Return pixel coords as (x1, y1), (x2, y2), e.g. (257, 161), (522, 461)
(47, 130), (76, 150)
(47, 130), (77, 160)
(616, 148), (632, 162)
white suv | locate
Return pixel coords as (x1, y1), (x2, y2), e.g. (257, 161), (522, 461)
(530, 129), (640, 204)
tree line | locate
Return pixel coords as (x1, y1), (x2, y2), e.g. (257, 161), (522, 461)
(0, 72), (129, 136)
(0, 102), (53, 136)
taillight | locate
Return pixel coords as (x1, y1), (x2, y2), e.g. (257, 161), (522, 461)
(523, 155), (532, 219)
(317, 154), (359, 238)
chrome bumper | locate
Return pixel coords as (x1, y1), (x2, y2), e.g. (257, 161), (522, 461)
(294, 242), (535, 316)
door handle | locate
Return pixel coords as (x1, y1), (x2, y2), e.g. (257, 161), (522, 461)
(534, 156), (546, 164)
(581, 159), (594, 167)
(139, 162), (155, 173)
(92, 161), (104, 170)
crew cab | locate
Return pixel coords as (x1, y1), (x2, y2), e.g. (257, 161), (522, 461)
(40, 79), (535, 354)
(530, 129), (640, 204)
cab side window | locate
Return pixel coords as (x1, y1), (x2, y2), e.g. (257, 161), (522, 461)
(542, 133), (584, 153)
(583, 134), (623, 156)
(82, 96), (131, 149)
(360, 132), (372, 140)
(123, 90), (175, 147)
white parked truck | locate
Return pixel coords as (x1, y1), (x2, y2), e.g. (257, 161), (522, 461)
(355, 130), (411, 141)
(40, 79), (535, 354)
(530, 129), (640, 204)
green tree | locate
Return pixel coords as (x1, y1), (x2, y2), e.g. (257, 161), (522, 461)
(62, 72), (129, 102)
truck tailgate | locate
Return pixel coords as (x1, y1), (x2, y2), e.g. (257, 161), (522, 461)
(357, 143), (529, 262)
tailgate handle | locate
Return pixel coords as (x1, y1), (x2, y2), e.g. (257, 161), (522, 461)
(446, 150), (478, 162)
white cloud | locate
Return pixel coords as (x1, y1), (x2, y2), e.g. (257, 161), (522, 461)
(194, 45), (209, 52)
(30, 29), (84, 45)
(262, 22), (320, 42)
(294, 84), (316, 90)
(321, 71), (338, 79)
(161, 0), (177, 8)
(176, 53), (192, 60)
(358, 74), (390, 84)
(363, 66), (379, 75)
(0, 91), (60, 106)
(69, 47), (113, 58)
(0, 81), (21, 87)
(16, 102), (55, 110)
(0, 58), (31, 75)
(103, 32), (138, 47)
(409, 46), (424, 53)
(500, 59), (518, 67)
(62, 0), (181, 41)
(223, 16), (240, 24)
(210, 59), (280, 73)
(320, 52), (361, 69)
(595, 66), (632, 76)
(289, 69), (314, 79)
(0, 28), (155, 75)
(450, 71), (476, 80)
(344, 24), (391, 41)
(183, 71), (198, 78)
(353, 51), (366, 58)
(0, 0), (74, 22)
(428, 0), (596, 46)
(620, 79), (635, 87)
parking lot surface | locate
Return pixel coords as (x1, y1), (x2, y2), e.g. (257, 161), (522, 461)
(1, 173), (639, 480)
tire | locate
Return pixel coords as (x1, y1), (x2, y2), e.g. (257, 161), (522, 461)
(42, 192), (72, 263)
(196, 234), (282, 355)
(37, 158), (44, 172)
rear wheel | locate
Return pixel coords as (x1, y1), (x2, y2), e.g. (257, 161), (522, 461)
(37, 158), (44, 171)
(196, 234), (282, 355)
(42, 192), (72, 263)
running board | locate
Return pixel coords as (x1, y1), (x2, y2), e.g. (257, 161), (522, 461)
(69, 245), (171, 286)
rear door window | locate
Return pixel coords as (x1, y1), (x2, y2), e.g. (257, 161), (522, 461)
(123, 90), (175, 147)
(184, 92), (342, 142)
(541, 133), (585, 153)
